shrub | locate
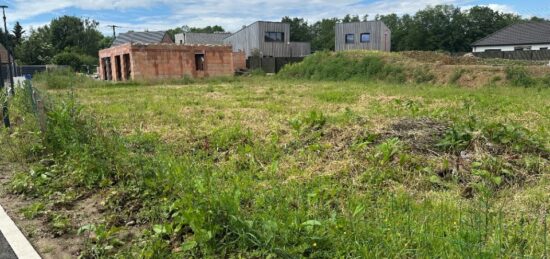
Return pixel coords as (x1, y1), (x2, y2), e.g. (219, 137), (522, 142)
(449, 69), (465, 85)
(52, 52), (82, 71)
(33, 69), (105, 89)
(505, 66), (535, 87)
(52, 52), (97, 72)
(412, 67), (436, 84)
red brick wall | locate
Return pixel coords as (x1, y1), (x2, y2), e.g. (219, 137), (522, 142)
(98, 44), (133, 81)
(232, 51), (247, 71)
(98, 44), (237, 81)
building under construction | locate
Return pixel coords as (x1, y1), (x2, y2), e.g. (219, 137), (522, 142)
(99, 43), (246, 81)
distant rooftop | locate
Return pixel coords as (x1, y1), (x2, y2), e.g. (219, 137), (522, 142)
(177, 32), (231, 45)
(472, 22), (550, 46)
(112, 31), (172, 46)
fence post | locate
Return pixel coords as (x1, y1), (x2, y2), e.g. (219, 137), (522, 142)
(26, 79), (46, 133)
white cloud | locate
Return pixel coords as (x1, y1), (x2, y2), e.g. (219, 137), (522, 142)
(3, 0), (531, 35)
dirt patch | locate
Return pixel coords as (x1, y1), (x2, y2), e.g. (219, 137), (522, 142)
(381, 118), (449, 154)
(0, 162), (105, 259)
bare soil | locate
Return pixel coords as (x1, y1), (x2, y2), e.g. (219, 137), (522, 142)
(0, 162), (103, 259)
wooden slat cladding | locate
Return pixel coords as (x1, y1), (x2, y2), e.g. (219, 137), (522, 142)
(258, 22), (290, 57)
(224, 21), (311, 58)
(335, 21), (391, 52)
(289, 42), (311, 57)
(224, 22), (261, 57)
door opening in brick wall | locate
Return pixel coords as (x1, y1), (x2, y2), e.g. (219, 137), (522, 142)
(114, 55), (122, 81)
(102, 57), (112, 80)
(195, 53), (205, 71)
(123, 54), (131, 80)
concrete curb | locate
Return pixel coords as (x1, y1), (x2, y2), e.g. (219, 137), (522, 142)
(0, 204), (41, 259)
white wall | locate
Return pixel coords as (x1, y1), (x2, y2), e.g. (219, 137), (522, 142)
(473, 44), (550, 52)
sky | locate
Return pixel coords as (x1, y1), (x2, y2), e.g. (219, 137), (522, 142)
(1, 0), (549, 36)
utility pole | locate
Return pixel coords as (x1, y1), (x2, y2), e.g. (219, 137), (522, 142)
(107, 25), (119, 39)
(0, 5), (14, 96)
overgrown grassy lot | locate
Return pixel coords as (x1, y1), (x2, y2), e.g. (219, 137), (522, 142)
(1, 53), (549, 258)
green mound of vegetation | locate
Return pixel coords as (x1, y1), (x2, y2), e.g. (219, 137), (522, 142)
(279, 51), (407, 83)
(279, 51), (550, 88)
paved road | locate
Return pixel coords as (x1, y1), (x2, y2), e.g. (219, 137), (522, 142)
(0, 230), (17, 259)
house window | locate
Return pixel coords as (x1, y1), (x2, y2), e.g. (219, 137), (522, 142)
(195, 53), (205, 71)
(360, 33), (371, 43)
(345, 34), (355, 44)
(514, 46), (531, 51)
(540, 47), (549, 50)
(265, 32), (284, 42)
(485, 49), (501, 52)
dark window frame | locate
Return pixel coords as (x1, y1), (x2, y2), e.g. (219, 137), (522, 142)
(540, 47), (549, 50)
(360, 33), (371, 43)
(514, 46), (532, 51)
(265, 32), (285, 42)
(345, 34), (355, 44)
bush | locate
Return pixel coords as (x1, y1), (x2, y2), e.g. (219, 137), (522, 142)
(52, 52), (97, 72)
(449, 69), (465, 85)
(505, 66), (535, 87)
(413, 67), (436, 84)
(53, 52), (82, 71)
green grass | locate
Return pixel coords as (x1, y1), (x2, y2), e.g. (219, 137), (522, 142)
(1, 75), (549, 258)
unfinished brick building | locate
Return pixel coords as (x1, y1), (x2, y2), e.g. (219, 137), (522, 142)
(98, 43), (246, 81)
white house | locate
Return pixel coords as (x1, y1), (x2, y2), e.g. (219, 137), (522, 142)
(472, 22), (550, 53)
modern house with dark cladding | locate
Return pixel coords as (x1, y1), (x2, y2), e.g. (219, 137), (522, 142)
(112, 31), (173, 46)
(335, 21), (391, 52)
(175, 32), (232, 45)
(472, 22), (550, 52)
(223, 21), (311, 58)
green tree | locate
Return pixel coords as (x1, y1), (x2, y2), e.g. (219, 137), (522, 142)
(342, 14), (360, 23)
(281, 17), (312, 42)
(376, 5), (524, 52)
(16, 16), (104, 65)
(16, 27), (54, 65)
(49, 16), (103, 56)
(50, 16), (85, 53)
(189, 25), (225, 33)
(12, 21), (25, 46)
(310, 18), (339, 51)
(166, 27), (185, 41)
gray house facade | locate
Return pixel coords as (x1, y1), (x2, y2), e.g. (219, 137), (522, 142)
(223, 21), (311, 58)
(335, 21), (391, 52)
(175, 32), (232, 45)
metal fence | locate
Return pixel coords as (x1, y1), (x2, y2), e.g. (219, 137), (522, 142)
(1, 64), (69, 80)
(247, 57), (304, 73)
(473, 50), (550, 61)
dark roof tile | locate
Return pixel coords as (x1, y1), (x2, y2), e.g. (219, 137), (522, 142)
(179, 33), (231, 45)
(472, 22), (550, 46)
(112, 31), (169, 46)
